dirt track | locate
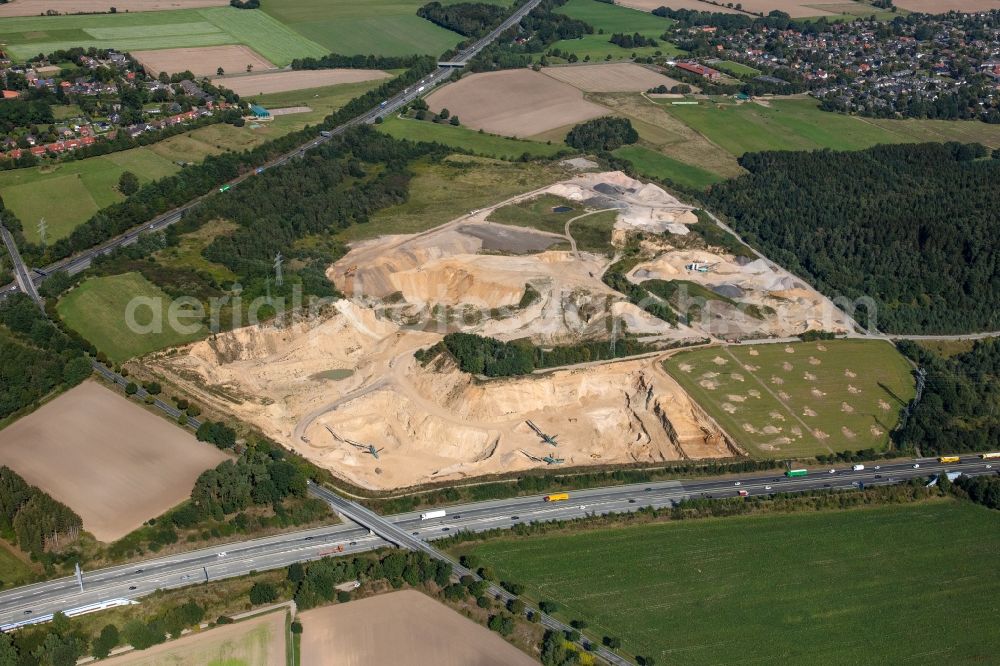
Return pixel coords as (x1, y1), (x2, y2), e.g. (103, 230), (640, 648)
(300, 591), (537, 666)
(212, 69), (390, 96)
(0, 0), (227, 15)
(425, 69), (608, 137)
(0, 381), (229, 542)
(134, 46), (274, 78)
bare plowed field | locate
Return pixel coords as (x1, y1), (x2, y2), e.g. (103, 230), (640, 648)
(0, 0), (227, 16)
(543, 63), (680, 93)
(212, 68), (390, 96)
(106, 609), (285, 666)
(621, 0), (847, 15)
(134, 45), (273, 77)
(619, 0), (743, 14)
(425, 69), (609, 137)
(0, 381), (229, 542)
(300, 590), (537, 666)
(891, 0), (1000, 10)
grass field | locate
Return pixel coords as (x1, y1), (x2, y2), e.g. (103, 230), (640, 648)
(551, 0), (679, 61)
(57, 272), (206, 363)
(488, 193), (585, 235)
(154, 219), (238, 284)
(0, 150), (179, 244)
(334, 155), (569, 243)
(264, 0), (462, 57)
(0, 543), (35, 591)
(710, 59), (761, 77)
(377, 115), (567, 159)
(663, 97), (1000, 157)
(456, 500), (1000, 665)
(664, 339), (916, 458)
(613, 144), (724, 189)
(0, 7), (326, 65)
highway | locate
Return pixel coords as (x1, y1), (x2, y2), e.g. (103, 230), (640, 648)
(0, 0), (543, 299)
(0, 455), (992, 636)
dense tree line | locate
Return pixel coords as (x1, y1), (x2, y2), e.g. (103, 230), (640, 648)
(703, 143), (1000, 334)
(953, 475), (1000, 511)
(0, 466), (82, 556)
(291, 53), (429, 71)
(0, 99), (53, 133)
(417, 1), (508, 37)
(609, 32), (658, 48)
(894, 340), (1000, 455)
(0, 293), (92, 421)
(467, 0), (591, 72)
(229, 0), (260, 7)
(565, 116), (638, 152)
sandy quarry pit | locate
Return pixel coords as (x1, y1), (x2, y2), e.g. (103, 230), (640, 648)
(629, 248), (854, 340)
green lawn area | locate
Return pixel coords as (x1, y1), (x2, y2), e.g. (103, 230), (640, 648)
(336, 155), (569, 243)
(0, 542), (35, 591)
(710, 60), (760, 77)
(664, 339), (916, 458)
(487, 193), (585, 235)
(568, 209), (617, 254)
(551, 0), (680, 61)
(264, 0), (462, 57)
(154, 219), (238, 285)
(664, 98), (1000, 157)
(613, 144), (723, 190)
(0, 7), (326, 65)
(57, 272), (207, 363)
(377, 115), (566, 159)
(456, 500), (1000, 665)
(252, 78), (395, 133)
(0, 150), (179, 244)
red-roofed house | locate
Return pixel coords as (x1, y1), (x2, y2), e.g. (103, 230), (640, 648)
(675, 62), (721, 80)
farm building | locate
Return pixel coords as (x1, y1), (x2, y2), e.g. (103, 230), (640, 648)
(676, 62), (721, 80)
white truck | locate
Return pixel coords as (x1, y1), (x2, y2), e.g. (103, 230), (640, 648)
(852, 464), (865, 471)
(420, 509), (446, 520)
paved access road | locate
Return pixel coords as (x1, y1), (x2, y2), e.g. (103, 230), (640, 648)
(0, 0), (543, 299)
(0, 455), (992, 630)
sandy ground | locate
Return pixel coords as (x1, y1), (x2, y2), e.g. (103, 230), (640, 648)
(0, 0), (227, 15)
(543, 63), (680, 93)
(891, 0), (1000, 10)
(0, 381), (229, 542)
(134, 45), (274, 78)
(300, 590), (538, 666)
(619, 0), (743, 14)
(212, 69), (390, 97)
(106, 610), (285, 666)
(424, 69), (609, 137)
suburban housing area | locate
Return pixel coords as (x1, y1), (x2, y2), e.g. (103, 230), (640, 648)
(0, 0), (997, 664)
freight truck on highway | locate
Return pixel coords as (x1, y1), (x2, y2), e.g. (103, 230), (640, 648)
(420, 509), (446, 520)
(544, 493), (569, 502)
(785, 469), (808, 478)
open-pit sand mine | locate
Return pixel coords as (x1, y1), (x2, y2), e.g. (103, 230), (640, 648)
(150, 172), (854, 489)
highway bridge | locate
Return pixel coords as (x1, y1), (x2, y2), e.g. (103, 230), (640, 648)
(0, 455), (992, 659)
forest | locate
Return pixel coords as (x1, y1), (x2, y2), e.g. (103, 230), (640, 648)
(467, 0), (591, 71)
(0, 466), (82, 557)
(566, 117), (638, 152)
(417, 1), (508, 38)
(0, 293), (92, 422)
(894, 339), (1000, 456)
(703, 143), (1000, 334)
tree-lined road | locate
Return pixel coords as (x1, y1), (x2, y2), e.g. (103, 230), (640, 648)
(0, 455), (992, 631)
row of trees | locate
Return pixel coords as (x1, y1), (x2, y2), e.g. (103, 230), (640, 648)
(953, 475), (1000, 511)
(467, 0), (592, 72)
(703, 142), (1000, 334)
(565, 116), (639, 152)
(0, 466), (82, 556)
(417, 1), (508, 38)
(291, 53), (429, 71)
(894, 339), (1000, 455)
(609, 32), (658, 48)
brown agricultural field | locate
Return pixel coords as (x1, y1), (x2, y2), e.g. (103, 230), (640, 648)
(0, 0), (227, 16)
(300, 590), (538, 666)
(212, 68), (390, 96)
(621, 0), (861, 16)
(619, 0), (743, 14)
(133, 45), (274, 78)
(424, 69), (609, 137)
(0, 381), (230, 542)
(543, 62), (681, 93)
(891, 0), (1000, 10)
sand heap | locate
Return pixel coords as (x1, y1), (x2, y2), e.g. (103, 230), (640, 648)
(630, 249), (853, 339)
(152, 302), (731, 490)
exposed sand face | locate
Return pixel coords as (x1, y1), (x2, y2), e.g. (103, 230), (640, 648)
(134, 45), (274, 78)
(424, 69), (609, 137)
(211, 69), (390, 96)
(300, 591), (537, 666)
(0, 381), (229, 542)
(543, 63), (681, 93)
(0, 0), (227, 16)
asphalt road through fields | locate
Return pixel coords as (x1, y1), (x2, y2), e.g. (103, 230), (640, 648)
(0, 456), (992, 629)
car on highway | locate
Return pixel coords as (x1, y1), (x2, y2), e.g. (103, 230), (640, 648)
(217, 552), (227, 558)
(511, 515), (519, 520)
(628, 498), (636, 503)
(304, 536), (313, 540)
(128, 586), (137, 590)
(874, 465), (881, 470)
(765, 485), (772, 490)
(734, 481), (741, 486)
(875, 474), (883, 478)
(913, 463), (920, 468)
(135, 569), (143, 573)
(23, 610), (31, 615)
(442, 527), (450, 532)
(824, 483), (831, 487)
(829, 469), (836, 474)
(349, 541), (357, 546)
(986, 465), (992, 469)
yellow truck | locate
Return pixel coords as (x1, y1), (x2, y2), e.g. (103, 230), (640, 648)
(543, 493), (569, 502)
